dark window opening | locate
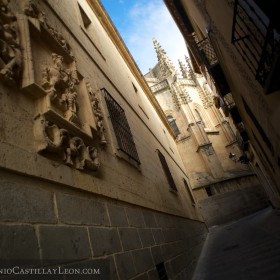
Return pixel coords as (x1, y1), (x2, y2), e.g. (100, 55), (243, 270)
(132, 82), (138, 93)
(78, 4), (91, 28)
(157, 150), (177, 192)
(167, 115), (180, 137)
(156, 262), (168, 280)
(183, 178), (195, 204)
(205, 186), (213, 196)
(231, 0), (280, 93)
(102, 88), (140, 164)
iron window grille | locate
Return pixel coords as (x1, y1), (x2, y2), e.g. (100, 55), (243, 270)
(157, 150), (177, 192)
(197, 37), (219, 67)
(231, 0), (280, 93)
(167, 115), (180, 137)
(102, 88), (140, 164)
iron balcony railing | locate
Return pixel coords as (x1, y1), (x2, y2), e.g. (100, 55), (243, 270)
(196, 37), (230, 96)
(232, 0), (280, 93)
(197, 37), (219, 67)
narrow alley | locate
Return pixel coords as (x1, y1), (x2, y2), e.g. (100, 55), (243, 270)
(192, 207), (280, 280)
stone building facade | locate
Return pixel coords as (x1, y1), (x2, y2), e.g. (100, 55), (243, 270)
(145, 39), (268, 226)
(164, 0), (280, 208)
(0, 0), (208, 279)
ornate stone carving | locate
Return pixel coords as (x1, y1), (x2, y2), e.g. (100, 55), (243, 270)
(42, 53), (80, 123)
(0, 0), (22, 85)
(86, 82), (106, 145)
(24, 0), (73, 57)
(201, 144), (214, 156)
(35, 116), (100, 171)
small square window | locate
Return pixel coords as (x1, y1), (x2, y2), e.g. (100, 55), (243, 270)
(78, 4), (91, 28)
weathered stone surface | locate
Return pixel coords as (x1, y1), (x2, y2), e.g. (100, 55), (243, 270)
(126, 207), (145, 227)
(0, 225), (39, 259)
(39, 226), (91, 264)
(63, 259), (110, 280)
(142, 210), (157, 228)
(138, 228), (155, 247)
(151, 246), (163, 264)
(88, 227), (122, 256)
(148, 268), (160, 280)
(0, 181), (55, 223)
(131, 272), (149, 280)
(107, 204), (128, 227)
(152, 229), (164, 245)
(115, 252), (137, 279)
(56, 193), (109, 225)
(132, 248), (154, 274)
(118, 227), (142, 251)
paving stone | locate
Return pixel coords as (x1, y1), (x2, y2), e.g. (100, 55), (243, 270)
(192, 208), (280, 280)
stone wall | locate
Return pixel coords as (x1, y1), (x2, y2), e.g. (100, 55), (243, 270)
(0, 170), (207, 279)
(198, 182), (269, 227)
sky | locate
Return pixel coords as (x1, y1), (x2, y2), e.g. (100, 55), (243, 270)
(100, 0), (189, 75)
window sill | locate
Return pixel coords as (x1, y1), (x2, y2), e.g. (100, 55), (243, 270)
(115, 149), (141, 171)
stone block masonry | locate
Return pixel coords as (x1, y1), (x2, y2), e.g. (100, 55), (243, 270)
(0, 173), (207, 280)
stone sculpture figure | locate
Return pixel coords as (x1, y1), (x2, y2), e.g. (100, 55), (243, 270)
(0, 0), (22, 84)
(42, 53), (66, 100)
(38, 119), (100, 171)
(42, 53), (80, 123)
(86, 82), (106, 144)
(24, 0), (73, 57)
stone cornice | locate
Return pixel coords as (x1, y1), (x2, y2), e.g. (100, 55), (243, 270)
(86, 0), (176, 138)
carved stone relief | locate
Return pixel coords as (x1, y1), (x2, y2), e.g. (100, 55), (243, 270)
(18, 1), (103, 172)
(34, 115), (100, 171)
(86, 82), (107, 145)
(24, 0), (73, 57)
(199, 144), (214, 156)
(42, 52), (80, 124)
(0, 0), (22, 85)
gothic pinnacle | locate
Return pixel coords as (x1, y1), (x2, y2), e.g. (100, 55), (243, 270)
(152, 38), (176, 78)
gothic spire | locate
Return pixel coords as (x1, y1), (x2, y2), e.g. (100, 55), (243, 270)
(152, 38), (176, 78)
(184, 55), (196, 81)
(178, 59), (189, 79)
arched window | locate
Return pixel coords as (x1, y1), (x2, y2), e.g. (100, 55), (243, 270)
(194, 109), (205, 127)
(167, 115), (180, 136)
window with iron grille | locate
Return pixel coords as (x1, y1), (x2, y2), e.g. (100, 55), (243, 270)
(157, 150), (177, 191)
(167, 115), (180, 137)
(102, 88), (140, 164)
(231, 0), (280, 93)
